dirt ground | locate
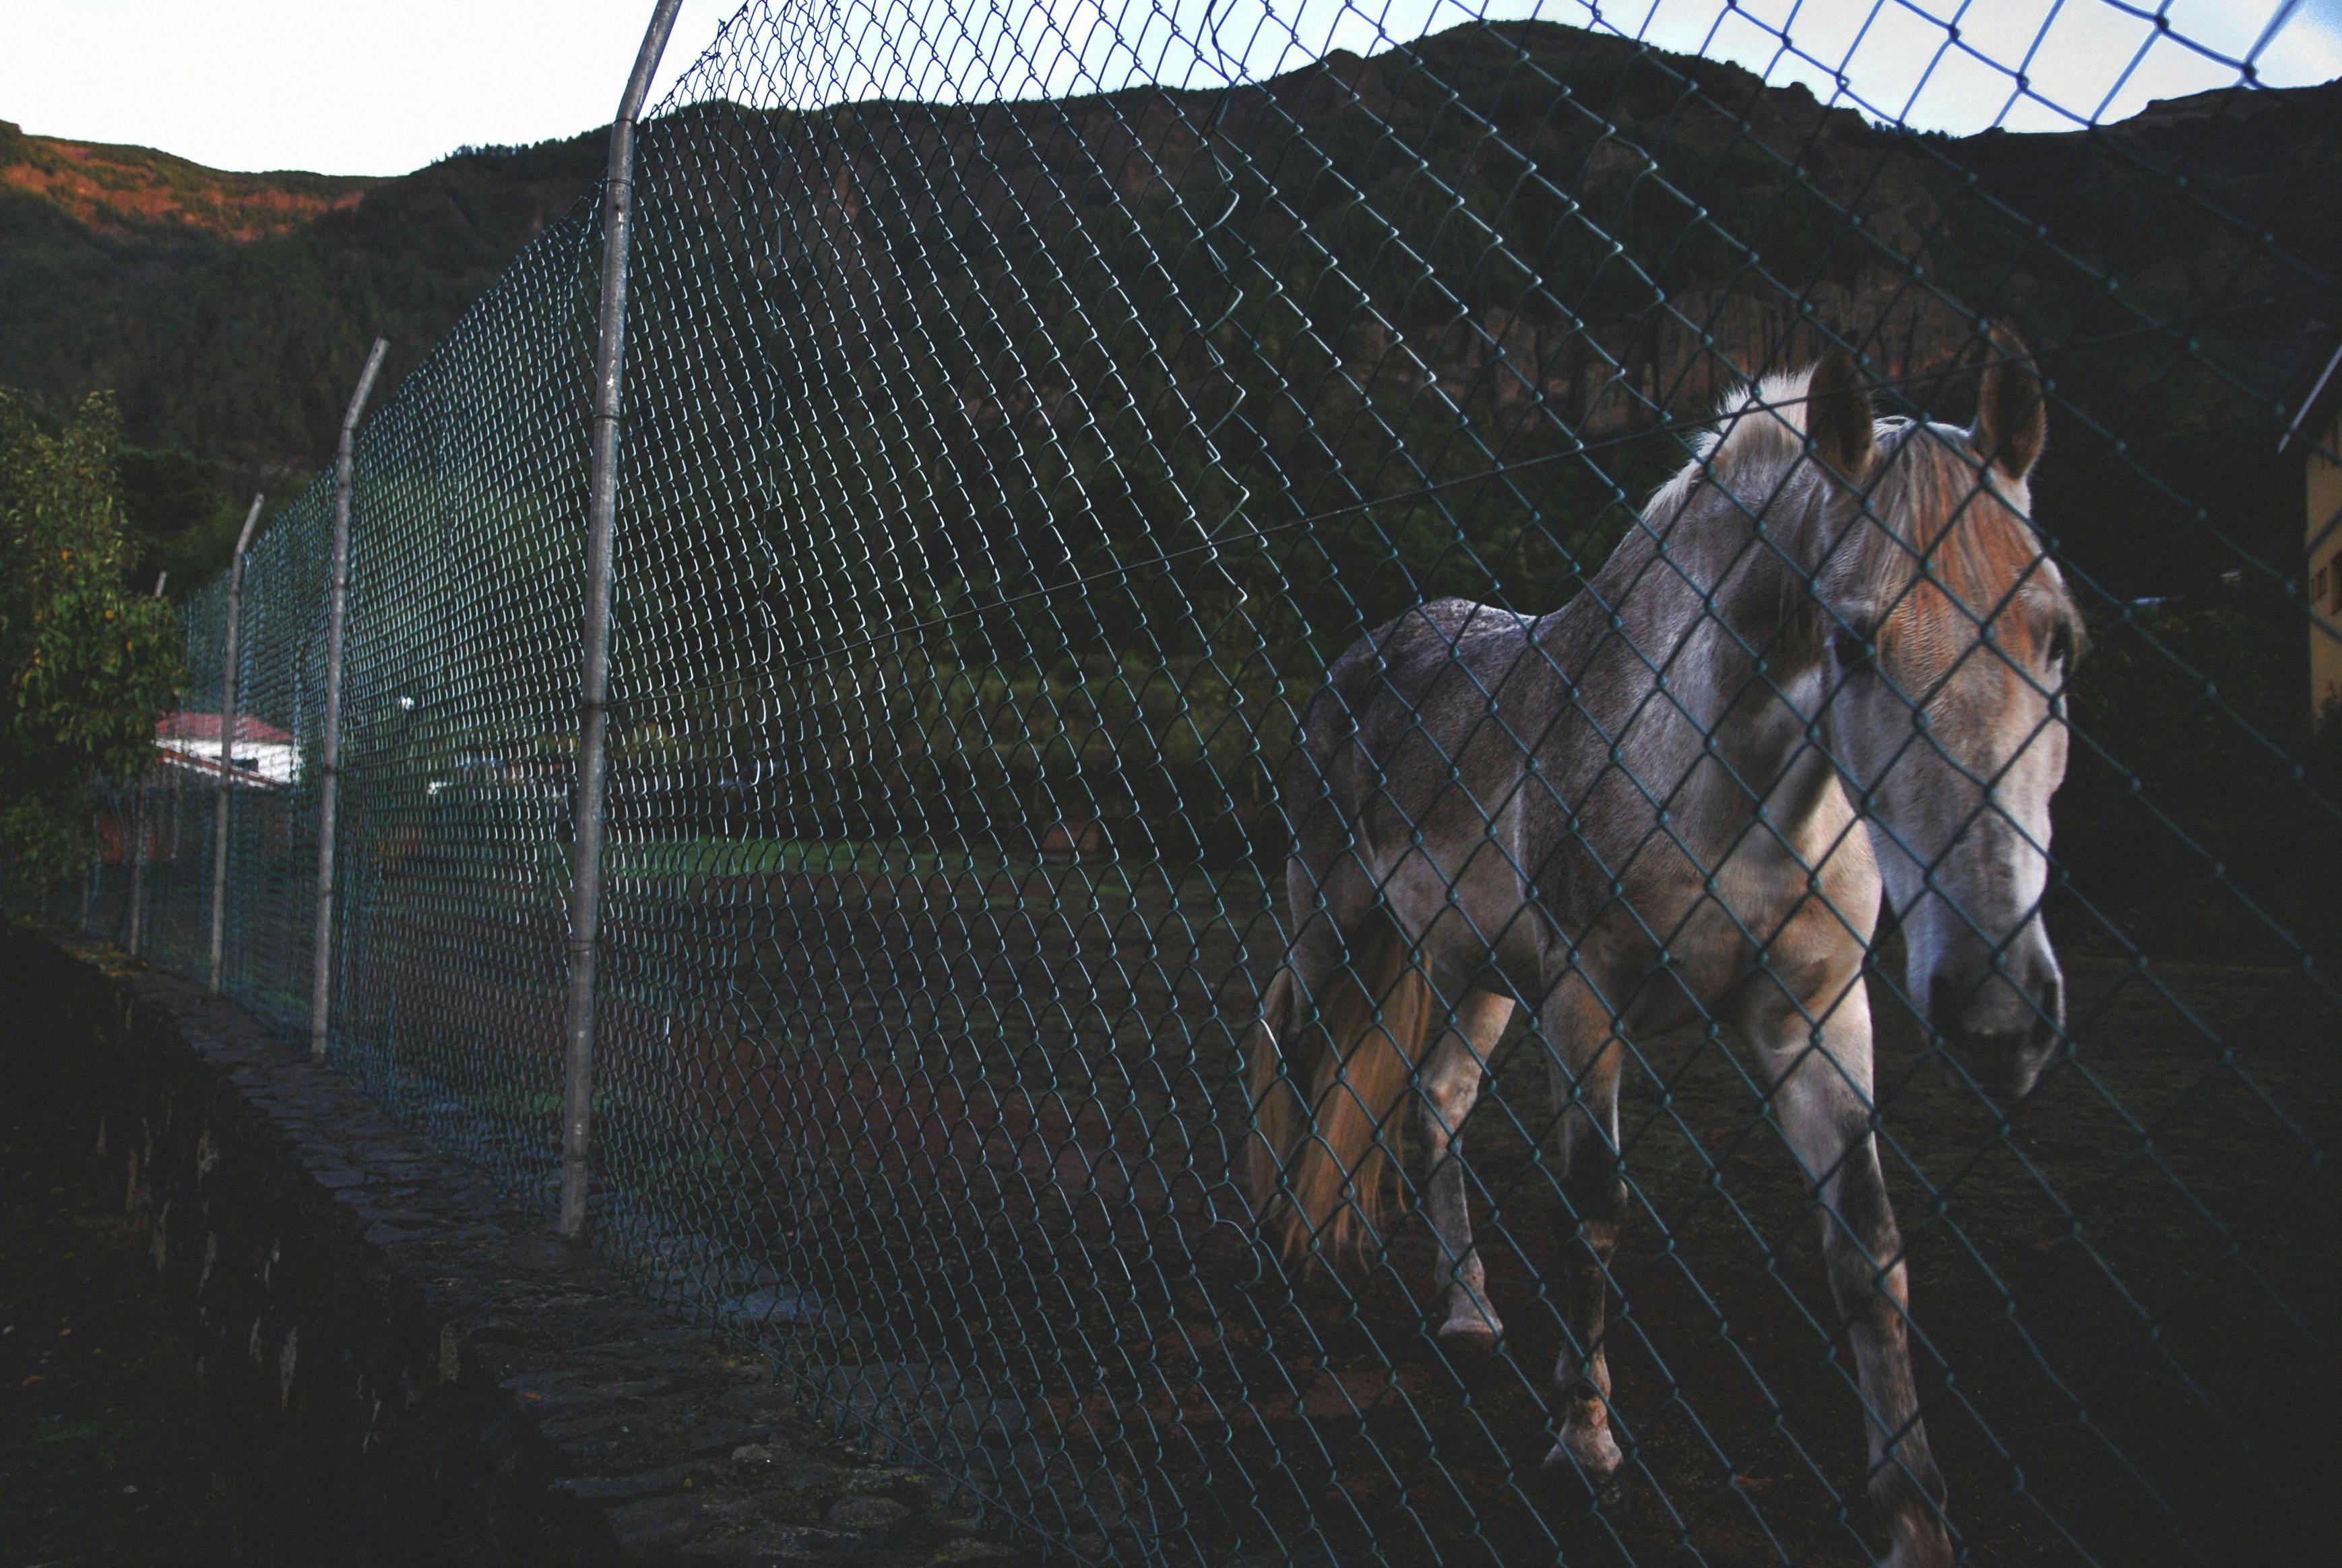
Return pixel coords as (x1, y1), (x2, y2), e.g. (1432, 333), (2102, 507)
(600, 867), (2342, 1567)
(166, 850), (2341, 1566)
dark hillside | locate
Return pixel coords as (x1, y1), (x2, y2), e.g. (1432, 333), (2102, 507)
(4, 18), (2337, 660)
(7, 22), (2336, 500)
(0, 127), (606, 474)
(0, 118), (375, 338)
(1, 125), (607, 591)
(596, 20), (2339, 643)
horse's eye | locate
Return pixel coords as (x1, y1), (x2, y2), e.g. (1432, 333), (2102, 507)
(1830, 622), (1876, 672)
(2048, 622), (2075, 670)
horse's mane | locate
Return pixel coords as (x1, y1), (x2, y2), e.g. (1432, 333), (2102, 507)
(1642, 367), (1822, 526)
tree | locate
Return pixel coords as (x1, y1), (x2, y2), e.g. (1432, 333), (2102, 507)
(1, 388), (183, 893)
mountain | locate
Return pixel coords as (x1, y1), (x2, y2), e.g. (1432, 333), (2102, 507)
(0, 121), (606, 588)
(1, 20), (2336, 604)
(0, 119), (382, 454)
(0, 121), (605, 464)
(597, 21), (2339, 613)
(0, 119), (373, 255)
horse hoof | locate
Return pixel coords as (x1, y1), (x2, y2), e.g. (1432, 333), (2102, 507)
(1436, 1316), (1502, 1354)
(1543, 1421), (1624, 1484)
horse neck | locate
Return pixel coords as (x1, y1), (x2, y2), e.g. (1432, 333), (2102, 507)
(1558, 461), (1842, 834)
(1592, 461), (1835, 693)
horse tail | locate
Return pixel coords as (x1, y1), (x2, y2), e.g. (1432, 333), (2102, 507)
(1248, 915), (1432, 1263)
(1245, 964), (1302, 1215)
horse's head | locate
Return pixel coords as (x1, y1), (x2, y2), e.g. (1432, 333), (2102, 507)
(1802, 336), (2081, 1100)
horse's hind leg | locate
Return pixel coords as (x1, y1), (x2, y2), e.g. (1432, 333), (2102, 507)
(1416, 986), (1515, 1350)
(1538, 972), (1627, 1480)
(1748, 972), (1952, 1568)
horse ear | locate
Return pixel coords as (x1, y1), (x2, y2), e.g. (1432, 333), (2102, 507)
(1974, 325), (2046, 480)
(1806, 347), (1875, 484)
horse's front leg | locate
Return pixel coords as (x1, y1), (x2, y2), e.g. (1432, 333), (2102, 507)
(1752, 973), (1952, 1568)
(1416, 988), (1515, 1351)
(1539, 974), (1626, 1480)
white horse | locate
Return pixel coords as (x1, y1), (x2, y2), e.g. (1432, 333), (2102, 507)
(1250, 336), (2077, 1567)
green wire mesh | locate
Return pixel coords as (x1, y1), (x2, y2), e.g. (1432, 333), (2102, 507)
(46, 2), (2342, 1563)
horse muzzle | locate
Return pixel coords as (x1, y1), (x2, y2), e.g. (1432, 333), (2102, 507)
(1930, 963), (2063, 1102)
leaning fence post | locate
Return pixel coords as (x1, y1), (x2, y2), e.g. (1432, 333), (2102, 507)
(209, 492), (264, 996)
(309, 337), (389, 1063)
(560, 0), (685, 1241)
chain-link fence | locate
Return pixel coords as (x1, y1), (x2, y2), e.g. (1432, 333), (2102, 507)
(44, 1), (2342, 1562)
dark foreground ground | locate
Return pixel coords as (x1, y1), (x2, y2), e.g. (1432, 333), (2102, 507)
(0, 1086), (235, 1566)
(57, 851), (2342, 1565)
(267, 855), (2340, 1565)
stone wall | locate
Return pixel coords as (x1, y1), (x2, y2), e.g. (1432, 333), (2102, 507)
(0, 927), (1030, 1566)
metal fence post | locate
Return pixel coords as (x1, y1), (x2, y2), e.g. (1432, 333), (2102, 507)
(208, 492), (264, 996)
(126, 781), (148, 954)
(560, 0), (685, 1241)
(127, 572), (168, 956)
(310, 337), (389, 1063)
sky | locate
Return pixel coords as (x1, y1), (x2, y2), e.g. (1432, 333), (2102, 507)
(4, 0), (2339, 177)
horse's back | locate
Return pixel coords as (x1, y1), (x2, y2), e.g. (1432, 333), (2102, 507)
(1301, 596), (1541, 771)
(1288, 599), (1561, 923)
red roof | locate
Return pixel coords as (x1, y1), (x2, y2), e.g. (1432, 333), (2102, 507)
(157, 711), (296, 745)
